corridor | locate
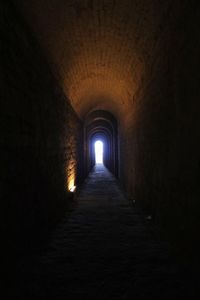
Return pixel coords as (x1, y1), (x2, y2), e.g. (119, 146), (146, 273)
(16, 165), (195, 299)
(2, 1), (200, 299)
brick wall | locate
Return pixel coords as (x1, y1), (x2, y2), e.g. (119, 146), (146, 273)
(120, 0), (200, 257)
(0, 1), (83, 253)
(2, 0), (200, 260)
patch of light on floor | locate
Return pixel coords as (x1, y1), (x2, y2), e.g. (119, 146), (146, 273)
(95, 140), (103, 164)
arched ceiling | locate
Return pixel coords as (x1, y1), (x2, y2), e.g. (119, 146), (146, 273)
(15, 0), (174, 120)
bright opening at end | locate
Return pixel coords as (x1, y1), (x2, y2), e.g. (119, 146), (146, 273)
(95, 140), (103, 164)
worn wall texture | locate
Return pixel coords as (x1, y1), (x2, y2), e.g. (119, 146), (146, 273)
(0, 1), (83, 253)
(2, 0), (200, 261)
(120, 0), (200, 257)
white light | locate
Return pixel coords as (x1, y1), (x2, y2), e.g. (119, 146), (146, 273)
(69, 185), (76, 192)
(95, 140), (103, 164)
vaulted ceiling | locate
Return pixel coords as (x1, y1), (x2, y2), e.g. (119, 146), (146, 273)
(15, 0), (175, 120)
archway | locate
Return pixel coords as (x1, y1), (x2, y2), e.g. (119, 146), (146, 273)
(84, 110), (119, 177)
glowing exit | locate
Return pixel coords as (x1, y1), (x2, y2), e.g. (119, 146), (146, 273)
(95, 141), (103, 164)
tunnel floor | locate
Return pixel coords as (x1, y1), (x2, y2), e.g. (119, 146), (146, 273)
(16, 165), (197, 299)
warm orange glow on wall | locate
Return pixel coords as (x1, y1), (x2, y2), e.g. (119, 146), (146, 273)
(68, 174), (76, 193)
(67, 157), (77, 193)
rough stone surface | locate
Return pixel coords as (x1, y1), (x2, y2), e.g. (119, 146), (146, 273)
(13, 0), (200, 257)
(1, 1), (83, 253)
(14, 165), (199, 299)
(119, 0), (200, 257)
(2, 0), (200, 270)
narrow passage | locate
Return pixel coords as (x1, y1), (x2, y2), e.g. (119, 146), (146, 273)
(17, 165), (194, 299)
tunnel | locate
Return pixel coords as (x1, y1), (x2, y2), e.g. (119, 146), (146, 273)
(1, 0), (200, 298)
(84, 110), (118, 176)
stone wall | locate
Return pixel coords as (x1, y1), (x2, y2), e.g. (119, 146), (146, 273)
(120, 0), (200, 257)
(0, 1), (83, 253)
